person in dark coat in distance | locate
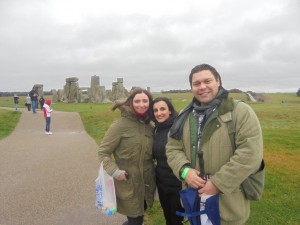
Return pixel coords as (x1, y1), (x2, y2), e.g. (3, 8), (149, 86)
(29, 88), (38, 113)
(39, 96), (45, 110)
(151, 97), (184, 225)
(13, 94), (19, 111)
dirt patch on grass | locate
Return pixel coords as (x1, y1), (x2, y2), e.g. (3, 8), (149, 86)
(264, 151), (300, 174)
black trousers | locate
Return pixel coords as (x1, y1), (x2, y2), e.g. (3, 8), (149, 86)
(123, 201), (147, 225)
(158, 188), (184, 225)
(125, 215), (144, 225)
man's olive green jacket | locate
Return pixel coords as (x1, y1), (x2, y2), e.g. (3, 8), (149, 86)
(166, 98), (263, 225)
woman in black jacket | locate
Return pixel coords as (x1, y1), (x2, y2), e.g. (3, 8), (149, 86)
(152, 97), (183, 225)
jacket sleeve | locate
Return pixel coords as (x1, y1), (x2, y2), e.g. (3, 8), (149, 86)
(98, 120), (122, 176)
(166, 134), (191, 180)
(211, 102), (263, 195)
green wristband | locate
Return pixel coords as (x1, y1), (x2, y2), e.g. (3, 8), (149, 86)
(181, 167), (190, 180)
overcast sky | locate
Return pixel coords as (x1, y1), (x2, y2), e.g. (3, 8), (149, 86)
(0, 0), (299, 93)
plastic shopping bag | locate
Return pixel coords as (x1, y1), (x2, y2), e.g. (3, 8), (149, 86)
(95, 161), (117, 216)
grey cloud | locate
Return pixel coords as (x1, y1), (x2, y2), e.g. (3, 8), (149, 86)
(0, 0), (299, 92)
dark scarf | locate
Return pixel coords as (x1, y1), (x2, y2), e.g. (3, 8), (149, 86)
(169, 87), (228, 140)
(154, 112), (178, 132)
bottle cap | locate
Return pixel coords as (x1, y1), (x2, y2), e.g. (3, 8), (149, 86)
(106, 207), (117, 216)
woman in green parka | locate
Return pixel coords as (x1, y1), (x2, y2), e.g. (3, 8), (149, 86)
(98, 87), (156, 225)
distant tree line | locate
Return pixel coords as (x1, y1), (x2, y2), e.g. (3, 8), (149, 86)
(161, 89), (245, 94)
(161, 88), (300, 97)
(0, 91), (52, 97)
(161, 89), (191, 93)
(228, 89), (244, 93)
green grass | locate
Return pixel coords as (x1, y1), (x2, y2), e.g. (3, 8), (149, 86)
(1, 93), (299, 224)
(0, 110), (21, 139)
(239, 100), (300, 225)
(52, 102), (120, 144)
(144, 201), (166, 225)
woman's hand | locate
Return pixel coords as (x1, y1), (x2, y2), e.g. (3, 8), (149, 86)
(116, 170), (128, 181)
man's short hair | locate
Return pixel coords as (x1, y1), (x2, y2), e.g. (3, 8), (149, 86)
(189, 64), (222, 87)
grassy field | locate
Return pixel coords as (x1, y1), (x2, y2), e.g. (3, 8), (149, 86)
(0, 110), (22, 139)
(1, 92), (299, 224)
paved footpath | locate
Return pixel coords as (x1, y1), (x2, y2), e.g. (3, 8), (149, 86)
(0, 108), (126, 225)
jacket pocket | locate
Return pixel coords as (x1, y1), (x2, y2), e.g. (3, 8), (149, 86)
(119, 133), (141, 160)
(114, 179), (134, 200)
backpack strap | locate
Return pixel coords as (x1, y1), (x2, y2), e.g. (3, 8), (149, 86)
(189, 112), (199, 168)
(228, 100), (241, 152)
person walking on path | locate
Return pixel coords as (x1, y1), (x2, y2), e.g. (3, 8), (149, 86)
(166, 63), (263, 224)
(29, 87), (38, 113)
(39, 96), (45, 110)
(13, 94), (19, 110)
(26, 94), (32, 111)
(43, 99), (53, 134)
(98, 87), (156, 225)
(151, 97), (184, 225)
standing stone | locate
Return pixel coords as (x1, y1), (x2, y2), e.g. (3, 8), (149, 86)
(106, 90), (112, 101)
(64, 77), (79, 103)
(57, 89), (64, 102)
(33, 84), (44, 97)
(78, 87), (90, 103)
(90, 75), (101, 103)
(89, 75), (111, 103)
(111, 78), (128, 101)
(51, 89), (58, 103)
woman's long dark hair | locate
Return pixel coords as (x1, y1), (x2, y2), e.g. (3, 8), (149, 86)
(112, 87), (153, 123)
(151, 97), (177, 124)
